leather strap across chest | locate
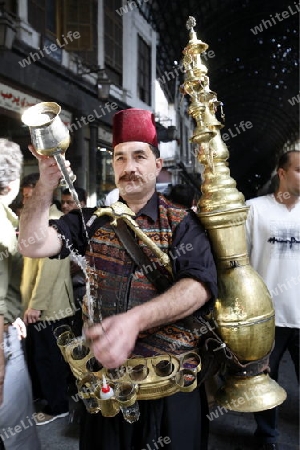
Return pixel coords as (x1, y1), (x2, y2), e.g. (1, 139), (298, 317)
(112, 220), (173, 294)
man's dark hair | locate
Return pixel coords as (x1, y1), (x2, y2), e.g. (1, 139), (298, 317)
(168, 184), (195, 208)
(277, 150), (299, 171)
(149, 144), (160, 158)
(21, 172), (40, 188)
(62, 187), (87, 204)
(0, 139), (23, 193)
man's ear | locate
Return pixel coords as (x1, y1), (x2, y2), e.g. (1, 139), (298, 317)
(155, 158), (163, 176)
(277, 167), (285, 181)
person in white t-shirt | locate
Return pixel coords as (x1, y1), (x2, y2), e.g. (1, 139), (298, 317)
(246, 150), (300, 450)
(104, 187), (119, 206)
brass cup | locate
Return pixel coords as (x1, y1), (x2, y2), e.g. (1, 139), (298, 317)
(86, 357), (103, 373)
(56, 331), (74, 347)
(106, 366), (126, 381)
(127, 356), (148, 382)
(151, 354), (172, 377)
(114, 382), (137, 407)
(53, 324), (73, 340)
(181, 352), (201, 373)
(21, 101), (76, 188)
(21, 102), (70, 156)
(70, 337), (90, 361)
(114, 382), (140, 423)
(76, 374), (100, 414)
(53, 325), (75, 361)
(175, 368), (197, 392)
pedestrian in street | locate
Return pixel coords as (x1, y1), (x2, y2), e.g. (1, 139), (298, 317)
(61, 187), (87, 214)
(246, 150), (300, 450)
(20, 173), (75, 425)
(0, 139), (41, 450)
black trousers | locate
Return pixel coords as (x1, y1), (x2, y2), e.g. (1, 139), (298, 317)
(254, 326), (299, 444)
(79, 384), (209, 450)
(25, 318), (71, 415)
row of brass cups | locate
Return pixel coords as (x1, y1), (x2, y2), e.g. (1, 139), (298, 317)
(54, 326), (201, 416)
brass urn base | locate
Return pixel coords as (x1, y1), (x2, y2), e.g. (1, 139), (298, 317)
(215, 373), (287, 412)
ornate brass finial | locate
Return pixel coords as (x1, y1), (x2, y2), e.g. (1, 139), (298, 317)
(182, 18), (244, 211)
(186, 16), (196, 31)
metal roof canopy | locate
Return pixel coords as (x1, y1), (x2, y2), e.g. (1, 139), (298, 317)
(138, 0), (299, 198)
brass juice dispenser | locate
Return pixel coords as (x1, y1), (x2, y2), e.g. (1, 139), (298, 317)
(182, 17), (286, 412)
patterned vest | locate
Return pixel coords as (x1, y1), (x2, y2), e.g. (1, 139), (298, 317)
(83, 195), (199, 357)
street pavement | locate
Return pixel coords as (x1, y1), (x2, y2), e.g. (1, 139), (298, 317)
(36, 351), (299, 449)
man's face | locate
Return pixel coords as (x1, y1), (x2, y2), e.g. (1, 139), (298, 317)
(279, 152), (300, 198)
(22, 186), (34, 204)
(61, 194), (78, 214)
(112, 142), (162, 200)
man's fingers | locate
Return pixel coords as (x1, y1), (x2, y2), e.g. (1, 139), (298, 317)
(28, 144), (47, 160)
(84, 324), (105, 340)
(28, 145), (73, 180)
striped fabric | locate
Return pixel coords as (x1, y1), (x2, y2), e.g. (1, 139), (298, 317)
(82, 195), (199, 357)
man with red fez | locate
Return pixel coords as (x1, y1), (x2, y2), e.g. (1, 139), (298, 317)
(19, 108), (218, 450)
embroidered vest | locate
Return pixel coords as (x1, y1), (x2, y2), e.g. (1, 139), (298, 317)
(83, 195), (199, 357)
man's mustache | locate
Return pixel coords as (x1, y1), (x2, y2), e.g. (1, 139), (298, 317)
(119, 175), (143, 182)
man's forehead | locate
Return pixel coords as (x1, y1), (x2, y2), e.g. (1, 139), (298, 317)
(61, 194), (73, 199)
(22, 185), (34, 191)
(113, 141), (151, 155)
(291, 152), (300, 163)
(287, 152), (300, 169)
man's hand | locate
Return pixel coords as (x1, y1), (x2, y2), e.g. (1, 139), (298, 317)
(18, 144), (68, 258)
(84, 312), (140, 368)
(28, 145), (72, 190)
(23, 308), (41, 325)
(12, 318), (27, 339)
(85, 278), (211, 369)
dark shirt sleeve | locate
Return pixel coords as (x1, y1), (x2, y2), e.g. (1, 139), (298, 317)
(170, 211), (218, 313)
(49, 208), (97, 259)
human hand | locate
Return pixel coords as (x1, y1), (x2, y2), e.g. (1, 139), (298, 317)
(28, 145), (73, 191)
(23, 308), (41, 326)
(84, 312), (140, 368)
(12, 317), (27, 339)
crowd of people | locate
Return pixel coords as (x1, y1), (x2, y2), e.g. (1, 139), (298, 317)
(0, 108), (298, 450)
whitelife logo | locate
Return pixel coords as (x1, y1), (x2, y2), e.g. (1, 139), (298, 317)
(18, 31), (81, 68)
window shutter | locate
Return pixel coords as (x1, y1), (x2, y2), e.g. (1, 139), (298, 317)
(63, 0), (93, 51)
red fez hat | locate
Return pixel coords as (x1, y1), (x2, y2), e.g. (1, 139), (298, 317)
(112, 108), (158, 148)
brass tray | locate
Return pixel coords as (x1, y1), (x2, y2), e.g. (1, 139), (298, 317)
(63, 338), (201, 400)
